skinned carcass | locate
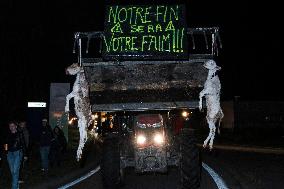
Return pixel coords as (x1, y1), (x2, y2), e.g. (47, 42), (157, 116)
(65, 63), (92, 160)
(199, 60), (224, 149)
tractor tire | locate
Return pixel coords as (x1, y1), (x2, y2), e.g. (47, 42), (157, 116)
(101, 137), (120, 189)
(179, 129), (201, 189)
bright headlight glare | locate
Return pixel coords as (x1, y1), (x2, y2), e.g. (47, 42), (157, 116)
(137, 135), (146, 145)
(182, 111), (188, 118)
(154, 134), (164, 144)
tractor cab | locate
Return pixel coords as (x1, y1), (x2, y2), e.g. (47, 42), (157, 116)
(135, 114), (165, 148)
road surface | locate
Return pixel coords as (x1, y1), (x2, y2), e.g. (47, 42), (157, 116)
(69, 166), (219, 189)
(59, 150), (284, 189)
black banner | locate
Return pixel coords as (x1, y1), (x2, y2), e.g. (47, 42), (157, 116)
(103, 5), (188, 60)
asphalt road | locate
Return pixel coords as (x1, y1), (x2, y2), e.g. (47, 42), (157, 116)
(62, 150), (284, 189)
(70, 166), (218, 189)
(202, 150), (284, 189)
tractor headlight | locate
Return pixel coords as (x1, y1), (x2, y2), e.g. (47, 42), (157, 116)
(154, 134), (164, 145)
(182, 111), (189, 118)
(137, 135), (146, 145)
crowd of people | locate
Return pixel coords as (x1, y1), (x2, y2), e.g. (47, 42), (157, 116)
(0, 118), (67, 189)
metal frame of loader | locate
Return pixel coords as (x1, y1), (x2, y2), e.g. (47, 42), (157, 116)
(72, 27), (222, 112)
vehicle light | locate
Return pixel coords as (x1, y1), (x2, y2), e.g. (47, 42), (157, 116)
(137, 135), (146, 145)
(182, 111), (189, 118)
(154, 134), (164, 145)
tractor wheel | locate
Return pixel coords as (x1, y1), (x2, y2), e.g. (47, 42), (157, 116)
(101, 137), (121, 189)
(179, 129), (201, 189)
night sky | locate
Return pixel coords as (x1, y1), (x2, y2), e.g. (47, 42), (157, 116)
(0, 0), (282, 123)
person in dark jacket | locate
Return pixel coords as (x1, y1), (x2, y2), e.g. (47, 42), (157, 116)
(18, 120), (29, 183)
(102, 114), (114, 136)
(18, 121), (29, 155)
(39, 118), (53, 172)
(0, 127), (4, 178)
(5, 121), (27, 189)
(49, 126), (67, 167)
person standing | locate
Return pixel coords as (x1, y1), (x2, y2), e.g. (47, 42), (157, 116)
(102, 114), (113, 136)
(5, 121), (27, 189)
(50, 126), (67, 167)
(0, 128), (4, 178)
(18, 120), (29, 183)
(39, 118), (53, 172)
(18, 121), (29, 154)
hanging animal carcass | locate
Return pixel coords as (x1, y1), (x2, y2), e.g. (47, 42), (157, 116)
(199, 60), (224, 149)
(65, 63), (92, 160)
